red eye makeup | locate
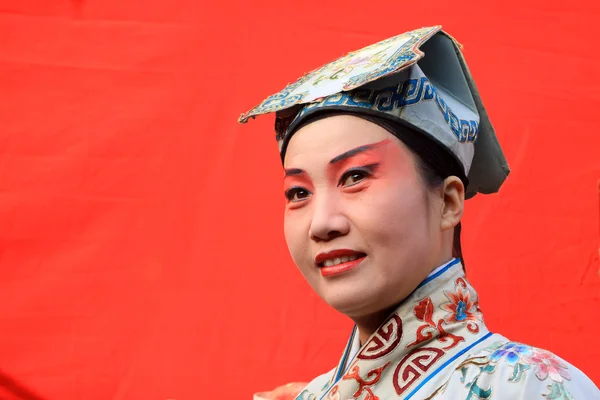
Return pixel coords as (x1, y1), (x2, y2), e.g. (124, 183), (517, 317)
(327, 139), (392, 184)
(283, 169), (313, 204)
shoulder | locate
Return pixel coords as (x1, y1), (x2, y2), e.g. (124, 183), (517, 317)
(295, 368), (336, 400)
(450, 340), (600, 399)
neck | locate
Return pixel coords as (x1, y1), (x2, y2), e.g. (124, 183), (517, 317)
(353, 305), (398, 345)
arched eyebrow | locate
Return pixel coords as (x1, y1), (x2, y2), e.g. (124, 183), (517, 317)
(329, 139), (391, 165)
(284, 139), (391, 176)
(284, 168), (305, 177)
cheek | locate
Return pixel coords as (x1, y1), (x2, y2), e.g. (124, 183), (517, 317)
(351, 179), (430, 245)
(283, 210), (311, 266)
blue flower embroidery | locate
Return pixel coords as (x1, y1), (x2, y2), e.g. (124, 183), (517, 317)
(490, 342), (531, 365)
(455, 300), (467, 321)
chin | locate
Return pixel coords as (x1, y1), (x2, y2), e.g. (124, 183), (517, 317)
(319, 281), (382, 317)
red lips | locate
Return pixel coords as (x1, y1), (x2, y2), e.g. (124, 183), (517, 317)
(314, 249), (366, 265)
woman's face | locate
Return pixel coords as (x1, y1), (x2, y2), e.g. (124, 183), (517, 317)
(283, 115), (446, 319)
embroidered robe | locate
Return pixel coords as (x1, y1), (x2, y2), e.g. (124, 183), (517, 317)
(296, 259), (599, 400)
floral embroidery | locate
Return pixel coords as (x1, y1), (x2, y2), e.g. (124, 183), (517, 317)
(425, 356), (495, 399)
(342, 362), (390, 400)
(407, 277), (483, 351)
(484, 342), (575, 399)
(522, 349), (571, 383)
(484, 341), (532, 382)
(440, 277), (481, 332)
(407, 297), (465, 350)
(489, 342), (532, 365)
(427, 342), (578, 400)
(544, 382), (576, 400)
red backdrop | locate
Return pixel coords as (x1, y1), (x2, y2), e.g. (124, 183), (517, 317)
(0, 1), (599, 399)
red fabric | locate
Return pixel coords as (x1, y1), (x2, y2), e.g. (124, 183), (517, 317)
(0, 1), (599, 398)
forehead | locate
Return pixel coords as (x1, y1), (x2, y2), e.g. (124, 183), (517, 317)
(283, 115), (398, 167)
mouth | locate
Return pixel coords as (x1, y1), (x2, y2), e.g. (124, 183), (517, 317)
(315, 249), (367, 277)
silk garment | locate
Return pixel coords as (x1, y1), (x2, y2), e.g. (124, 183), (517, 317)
(296, 259), (599, 400)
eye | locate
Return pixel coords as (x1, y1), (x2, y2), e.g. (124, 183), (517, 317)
(339, 168), (371, 187)
(285, 186), (312, 202)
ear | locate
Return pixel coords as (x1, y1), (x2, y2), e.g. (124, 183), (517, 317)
(440, 176), (465, 232)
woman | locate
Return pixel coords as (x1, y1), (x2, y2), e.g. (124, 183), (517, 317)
(239, 26), (599, 399)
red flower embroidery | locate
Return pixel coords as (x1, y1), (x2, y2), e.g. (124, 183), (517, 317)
(342, 362), (390, 400)
(414, 298), (435, 326)
(440, 278), (480, 332)
(407, 297), (464, 350)
(522, 349), (571, 383)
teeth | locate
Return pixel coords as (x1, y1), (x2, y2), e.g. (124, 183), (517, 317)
(322, 254), (360, 267)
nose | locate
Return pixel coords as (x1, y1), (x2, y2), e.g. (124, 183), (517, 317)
(308, 191), (350, 242)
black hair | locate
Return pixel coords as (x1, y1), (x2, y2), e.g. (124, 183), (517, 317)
(284, 111), (468, 270)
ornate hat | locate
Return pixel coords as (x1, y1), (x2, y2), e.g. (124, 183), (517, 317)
(238, 26), (509, 198)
